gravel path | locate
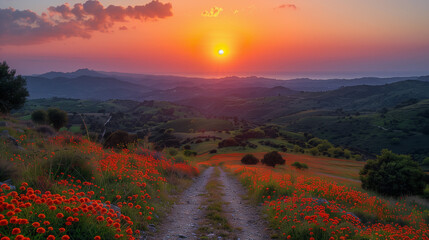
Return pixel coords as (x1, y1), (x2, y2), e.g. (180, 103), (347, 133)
(150, 166), (270, 240)
(218, 168), (270, 240)
(149, 167), (214, 240)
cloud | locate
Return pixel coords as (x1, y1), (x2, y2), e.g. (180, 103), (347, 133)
(276, 4), (297, 10)
(0, 0), (173, 45)
(119, 26), (128, 31)
(201, 6), (223, 17)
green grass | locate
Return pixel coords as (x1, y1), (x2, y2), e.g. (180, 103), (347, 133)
(197, 168), (236, 239)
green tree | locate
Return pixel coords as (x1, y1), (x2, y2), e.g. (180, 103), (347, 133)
(31, 110), (47, 125)
(241, 154), (259, 165)
(0, 61), (29, 113)
(261, 151), (285, 168)
(359, 149), (425, 197)
(47, 108), (68, 131)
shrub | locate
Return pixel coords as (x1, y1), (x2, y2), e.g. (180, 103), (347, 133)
(241, 154), (259, 165)
(168, 148), (178, 156)
(183, 145), (191, 150)
(47, 108), (68, 131)
(31, 110), (47, 125)
(261, 151), (285, 168)
(218, 138), (240, 148)
(359, 149), (425, 196)
(291, 161), (308, 170)
(103, 130), (137, 149)
(209, 149), (217, 154)
(45, 149), (93, 181)
(35, 125), (56, 136)
(184, 150), (197, 157)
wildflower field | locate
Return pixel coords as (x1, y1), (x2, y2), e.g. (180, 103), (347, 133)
(201, 153), (429, 239)
(0, 131), (198, 240)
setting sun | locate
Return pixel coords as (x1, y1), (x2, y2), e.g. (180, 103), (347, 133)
(218, 49), (224, 55)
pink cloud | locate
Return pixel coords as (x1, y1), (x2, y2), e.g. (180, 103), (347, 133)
(0, 0), (173, 45)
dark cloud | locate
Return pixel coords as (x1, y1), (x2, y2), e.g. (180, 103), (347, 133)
(277, 4), (297, 10)
(0, 0), (173, 45)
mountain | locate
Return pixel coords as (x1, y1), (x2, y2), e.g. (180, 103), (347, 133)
(177, 80), (429, 120)
(26, 75), (148, 100)
(36, 68), (108, 79)
(32, 69), (429, 92)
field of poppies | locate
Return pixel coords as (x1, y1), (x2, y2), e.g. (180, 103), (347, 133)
(0, 130), (198, 240)
(221, 158), (429, 239)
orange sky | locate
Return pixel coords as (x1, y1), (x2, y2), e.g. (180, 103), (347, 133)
(1, 0), (429, 77)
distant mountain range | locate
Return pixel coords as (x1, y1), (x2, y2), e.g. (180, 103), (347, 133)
(25, 69), (429, 101)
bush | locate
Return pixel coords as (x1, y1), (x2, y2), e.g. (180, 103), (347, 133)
(168, 148), (178, 156)
(209, 149), (217, 154)
(35, 125), (56, 136)
(184, 149), (197, 157)
(45, 149), (93, 181)
(218, 138), (240, 148)
(103, 130), (137, 149)
(31, 110), (47, 125)
(241, 154), (259, 165)
(261, 151), (285, 168)
(47, 108), (68, 131)
(291, 161), (308, 170)
(359, 149), (425, 196)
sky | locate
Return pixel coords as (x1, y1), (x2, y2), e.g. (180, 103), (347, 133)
(1, 0), (429, 78)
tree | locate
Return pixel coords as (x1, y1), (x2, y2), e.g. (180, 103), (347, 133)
(261, 151), (285, 168)
(47, 108), (68, 131)
(0, 62), (29, 113)
(359, 149), (425, 197)
(31, 110), (47, 125)
(241, 154), (259, 165)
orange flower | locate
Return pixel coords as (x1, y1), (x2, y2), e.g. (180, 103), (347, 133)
(147, 216), (152, 220)
(0, 219), (8, 226)
(61, 235), (70, 240)
(38, 214), (46, 219)
(1, 237), (10, 240)
(32, 222), (40, 228)
(47, 235), (56, 240)
(36, 227), (46, 234)
(59, 228), (65, 232)
(94, 237), (101, 240)
(56, 213), (64, 218)
(12, 228), (21, 235)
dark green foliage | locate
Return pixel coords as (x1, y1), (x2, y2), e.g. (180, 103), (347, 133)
(359, 149), (425, 197)
(103, 130), (137, 149)
(209, 149), (217, 154)
(0, 61), (29, 113)
(241, 154), (259, 165)
(184, 150), (197, 157)
(218, 138), (240, 148)
(47, 108), (68, 131)
(45, 149), (93, 181)
(291, 161), (308, 170)
(261, 151), (285, 168)
(31, 110), (47, 125)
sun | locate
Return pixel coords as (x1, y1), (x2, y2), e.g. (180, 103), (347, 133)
(218, 49), (224, 55)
